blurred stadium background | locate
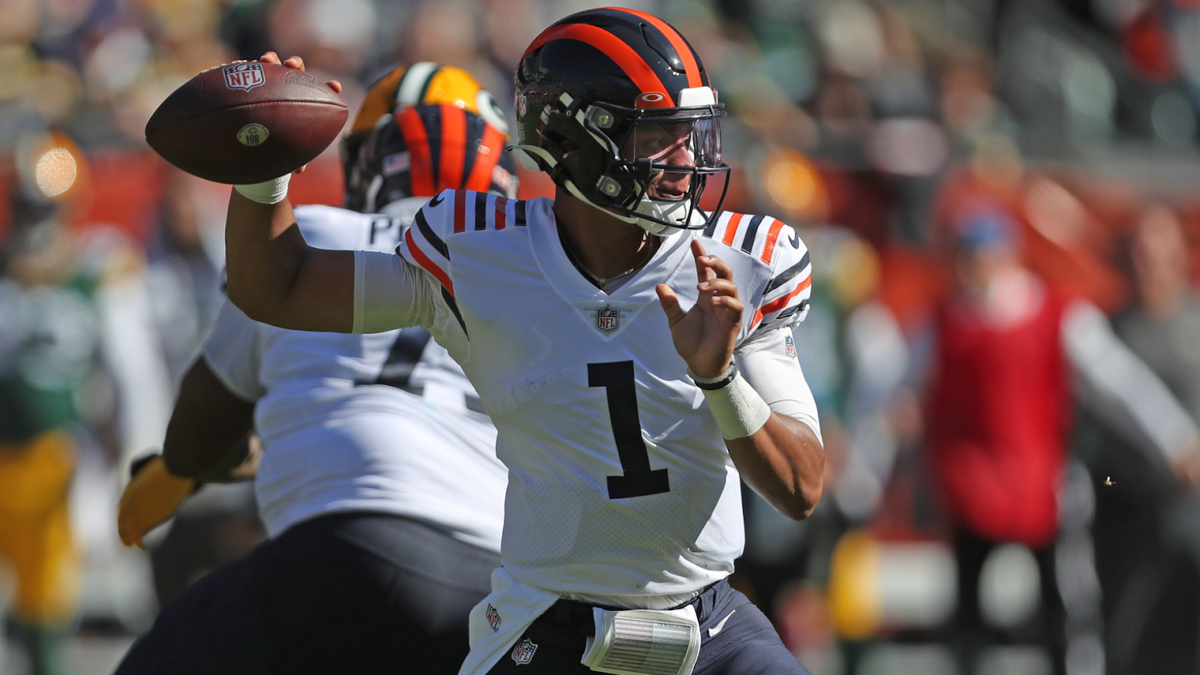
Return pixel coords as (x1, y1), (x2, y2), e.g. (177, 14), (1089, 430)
(3, 0), (1200, 673)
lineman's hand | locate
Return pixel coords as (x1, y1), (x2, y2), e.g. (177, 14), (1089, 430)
(117, 453), (196, 549)
(657, 239), (742, 378)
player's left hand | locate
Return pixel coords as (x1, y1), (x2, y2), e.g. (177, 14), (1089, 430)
(657, 239), (742, 379)
(117, 453), (196, 550)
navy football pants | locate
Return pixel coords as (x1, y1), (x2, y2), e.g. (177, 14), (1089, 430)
(484, 579), (812, 675)
(115, 512), (500, 675)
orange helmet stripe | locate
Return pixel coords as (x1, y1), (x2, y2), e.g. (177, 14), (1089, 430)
(464, 123), (506, 193)
(525, 23), (673, 106)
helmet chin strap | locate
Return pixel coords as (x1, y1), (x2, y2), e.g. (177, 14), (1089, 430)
(633, 194), (690, 234)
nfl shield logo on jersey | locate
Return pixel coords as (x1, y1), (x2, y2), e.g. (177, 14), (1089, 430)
(596, 306), (620, 334)
(486, 604), (501, 633)
(223, 63), (265, 91)
(511, 638), (538, 666)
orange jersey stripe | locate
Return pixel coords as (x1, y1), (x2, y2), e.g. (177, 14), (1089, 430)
(525, 24), (672, 106)
(397, 108), (434, 197)
(494, 196), (508, 230)
(722, 213), (743, 247)
(439, 106), (467, 192)
(751, 275), (811, 329)
(464, 124), (505, 193)
(453, 189), (466, 233)
(614, 8), (703, 88)
(760, 219), (786, 265)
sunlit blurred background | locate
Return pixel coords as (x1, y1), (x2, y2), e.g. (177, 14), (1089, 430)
(3, 0), (1200, 673)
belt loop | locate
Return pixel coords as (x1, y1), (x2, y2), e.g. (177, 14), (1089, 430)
(693, 579), (722, 622)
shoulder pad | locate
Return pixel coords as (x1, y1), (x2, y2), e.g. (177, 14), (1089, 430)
(700, 212), (793, 265)
(400, 189), (456, 295)
(441, 189), (530, 234)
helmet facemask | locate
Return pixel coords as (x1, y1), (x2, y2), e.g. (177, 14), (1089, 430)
(516, 86), (730, 236)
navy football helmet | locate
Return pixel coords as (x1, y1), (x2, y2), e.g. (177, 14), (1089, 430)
(513, 8), (729, 234)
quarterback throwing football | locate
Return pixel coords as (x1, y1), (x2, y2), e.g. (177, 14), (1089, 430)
(225, 9), (824, 675)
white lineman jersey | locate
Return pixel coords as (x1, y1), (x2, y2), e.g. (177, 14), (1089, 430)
(389, 190), (813, 602)
(204, 202), (506, 551)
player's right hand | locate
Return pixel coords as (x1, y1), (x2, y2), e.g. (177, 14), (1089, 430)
(256, 51), (341, 177)
(117, 453), (196, 550)
(260, 52), (341, 93)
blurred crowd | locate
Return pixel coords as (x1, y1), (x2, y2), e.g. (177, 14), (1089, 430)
(4, 0), (1200, 674)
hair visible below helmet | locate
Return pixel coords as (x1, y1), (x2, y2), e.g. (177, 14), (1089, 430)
(341, 63), (509, 196)
(346, 103), (518, 214)
(514, 7), (730, 235)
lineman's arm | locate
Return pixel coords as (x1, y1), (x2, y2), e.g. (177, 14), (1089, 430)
(657, 240), (824, 520)
(161, 358), (258, 481)
(118, 358), (257, 548)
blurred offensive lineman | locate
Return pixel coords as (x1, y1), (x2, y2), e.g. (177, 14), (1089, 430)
(224, 9), (824, 675)
(114, 65), (516, 674)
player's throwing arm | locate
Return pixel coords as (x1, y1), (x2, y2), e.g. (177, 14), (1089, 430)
(145, 51), (358, 332)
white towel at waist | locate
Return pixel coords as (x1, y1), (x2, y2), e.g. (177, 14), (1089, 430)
(459, 566), (560, 675)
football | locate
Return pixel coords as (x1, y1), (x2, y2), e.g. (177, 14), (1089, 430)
(145, 61), (348, 184)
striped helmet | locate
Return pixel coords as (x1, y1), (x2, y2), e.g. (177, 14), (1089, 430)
(341, 63), (509, 198)
(346, 103), (517, 214)
(514, 8), (729, 234)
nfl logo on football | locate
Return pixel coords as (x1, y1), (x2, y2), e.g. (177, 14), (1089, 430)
(596, 306), (620, 334)
(511, 638), (538, 666)
(224, 63), (265, 91)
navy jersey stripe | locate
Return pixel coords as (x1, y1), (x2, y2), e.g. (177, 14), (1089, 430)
(414, 209), (450, 260)
(442, 287), (469, 337)
(515, 200), (527, 226)
(764, 251), (810, 294)
(474, 191), (489, 230)
(740, 215), (765, 254)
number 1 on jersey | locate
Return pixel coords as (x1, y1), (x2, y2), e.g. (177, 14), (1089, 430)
(588, 361), (671, 499)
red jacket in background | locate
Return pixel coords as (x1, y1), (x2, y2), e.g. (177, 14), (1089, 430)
(927, 289), (1073, 548)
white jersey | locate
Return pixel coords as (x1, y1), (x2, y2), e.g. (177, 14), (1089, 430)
(204, 202), (506, 551)
(361, 190), (813, 604)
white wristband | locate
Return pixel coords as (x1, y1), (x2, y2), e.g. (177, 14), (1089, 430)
(700, 370), (772, 440)
(234, 174), (291, 205)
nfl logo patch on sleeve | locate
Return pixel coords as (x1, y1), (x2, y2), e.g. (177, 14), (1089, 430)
(486, 604), (501, 632)
(511, 638), (538, 666)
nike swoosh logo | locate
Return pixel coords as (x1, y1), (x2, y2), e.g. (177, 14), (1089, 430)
(428, 192), (446, 207)
(788, 232), (801, 249)
(707, 610), (736, 638)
